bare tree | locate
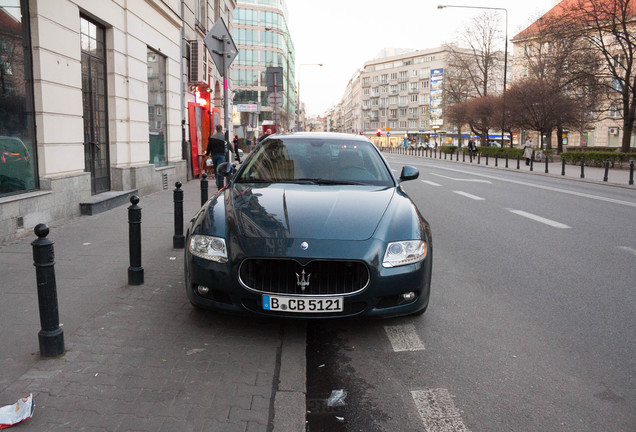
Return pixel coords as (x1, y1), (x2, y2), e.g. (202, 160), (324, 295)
(515, 8), (604, 152)
(447, 12), (505, 99)
(507, 79), (583, 149)
(564, 0), (636, 152)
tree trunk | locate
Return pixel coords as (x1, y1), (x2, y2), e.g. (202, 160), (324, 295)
(622, 97), (635, 152)
(556, 124), (564, 154)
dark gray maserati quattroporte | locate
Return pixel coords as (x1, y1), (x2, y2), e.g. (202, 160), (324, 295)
(185, 132), (432, 318)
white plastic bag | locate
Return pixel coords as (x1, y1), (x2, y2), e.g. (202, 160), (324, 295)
(0, 394), (34, 429)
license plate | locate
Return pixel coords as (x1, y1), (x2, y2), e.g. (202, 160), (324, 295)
(262, 295), (344, 313)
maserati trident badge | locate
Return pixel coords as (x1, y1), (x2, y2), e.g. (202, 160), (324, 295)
(296, 269), (311, 292)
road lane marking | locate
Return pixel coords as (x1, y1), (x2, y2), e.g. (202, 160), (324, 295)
(618, 246), (636, 256)
(421, 180), (442, 187)
(508, 209), (571, 229)
(411, 389), (470, 432)
(406, 162), (636, 208)
(432, 173), (492, 183)
(453, 191), (485, 200)
(384, 324), (425, 352)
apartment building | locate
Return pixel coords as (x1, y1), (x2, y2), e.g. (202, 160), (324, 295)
(357, 47), (453, 146)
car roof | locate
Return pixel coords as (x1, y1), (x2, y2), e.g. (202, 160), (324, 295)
(268, 132), (371, 143)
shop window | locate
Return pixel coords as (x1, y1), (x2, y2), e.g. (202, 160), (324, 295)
(0, 0), (37, 195)
(147, 47), (167, 166)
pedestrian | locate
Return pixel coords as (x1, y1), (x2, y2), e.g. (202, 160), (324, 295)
(233, 135), (241, 163)
(523, 136), (534, 166)
(258, 128), (273, 144)
(205, 124), (233, 190)
(468, 139), (476, 158)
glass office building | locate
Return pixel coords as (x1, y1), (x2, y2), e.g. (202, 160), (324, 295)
(233, 0), (296, 135)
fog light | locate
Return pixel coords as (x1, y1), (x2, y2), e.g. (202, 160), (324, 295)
(402, 292), (416, 301)
(197, 285), (210, 295)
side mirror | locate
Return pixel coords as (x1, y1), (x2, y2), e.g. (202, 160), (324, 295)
(399, 165), (419, 182)
(217, 162), (237, 179)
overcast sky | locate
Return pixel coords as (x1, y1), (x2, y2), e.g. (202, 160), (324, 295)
(286, 0), (560, 116)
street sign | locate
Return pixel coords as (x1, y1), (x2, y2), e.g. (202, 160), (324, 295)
(266, 67), (284, 92)
(267, 92), (284, 107)
(237, 104), (259, 112)
(387, 132), (391, 136)
(204, 18), (238, 74)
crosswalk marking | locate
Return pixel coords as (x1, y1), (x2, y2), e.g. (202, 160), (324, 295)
(508, 209), (571, 229)
(411, 388), (470, 432)
(384, 324), (425, 352)
(453, 191), (485, 200)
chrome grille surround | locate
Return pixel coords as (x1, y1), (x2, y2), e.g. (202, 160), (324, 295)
(239, 258), (370, 296)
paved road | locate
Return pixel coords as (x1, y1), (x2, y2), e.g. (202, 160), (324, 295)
(306, 154), (636, 431)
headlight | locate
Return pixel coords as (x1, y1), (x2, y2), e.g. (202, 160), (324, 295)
(189, 235), (228, 263)
(382, 240), (427, 268)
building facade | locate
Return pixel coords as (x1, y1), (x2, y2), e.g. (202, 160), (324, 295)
(0, 0), (240, 243)
(511, 0), (635, 148)
(231, 0), (295, 138)
(356, 47), (454, 146)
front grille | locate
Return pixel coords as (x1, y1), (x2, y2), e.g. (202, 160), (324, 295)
(239, 258), (369, 296)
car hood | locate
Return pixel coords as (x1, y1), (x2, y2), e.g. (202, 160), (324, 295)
(229, 183), (395, 241)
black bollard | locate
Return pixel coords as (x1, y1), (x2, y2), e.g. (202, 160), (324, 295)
(444, 151), (447, 160)
(517, 154), (520, 169)
(128, 195), (144, 285)
(478, 152), (481, 164)
(173, 181), (185, 249)
(603, 159), (610, 182)
(495, 153), (498, 167)
(470, 152), (473, 163)
(463, 151), (465, 162)
(201, 172), (209, 207)
(32, 224), (64, 358)
(530, 153), (534, 171)
(580, 157), (585, 178)
(562, 158), (566, 176)
(545, 155), (549, 174)
(486, 153), (489, 166)
(505, 152), (509, 168)
(456, 150), (459, 161)
(630, 160), (634, 185)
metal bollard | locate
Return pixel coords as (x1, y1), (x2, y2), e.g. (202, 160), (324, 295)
(562, 158), (566, 176)
(486, 153), (489, 166)
(470, 152), (473, 163)
(463, 151), (465, 162)
(505, 152), (509, 168)
(545, 155), (549, 174)
(456, 150), (459, 161)
(128, 195), (144, 285)
(603, 159), (610, 182)
(201, 172), (209, 207)
(530, 152), (534, 171)
(495, 153), (498, 167)
(630, 160), (634, 185)
(173, 181), (185, 249)
(32, 224), (64, 358)
(580, 157), (585, 178)
(444, 151), (447, 160)
(517, 154), (520, 169)
(478, 152), (481, 164)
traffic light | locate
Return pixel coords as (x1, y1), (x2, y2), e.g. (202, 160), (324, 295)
(376, 128), (381, 137)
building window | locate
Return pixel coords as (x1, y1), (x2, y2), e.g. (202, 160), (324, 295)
(0, 0), (37, 195)
(195, 0), (206, 29)
(147, 47), (167, 166)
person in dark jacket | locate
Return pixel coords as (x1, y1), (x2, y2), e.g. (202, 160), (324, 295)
(232, 136), (241, 163)
(205, 125), (233, 189)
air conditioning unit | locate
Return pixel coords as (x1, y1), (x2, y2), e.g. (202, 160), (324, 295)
(609, 127), (619, 136)
(189, 40), (207, 85)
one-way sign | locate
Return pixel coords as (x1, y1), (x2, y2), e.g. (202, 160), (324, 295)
(204, 18), (238, 74)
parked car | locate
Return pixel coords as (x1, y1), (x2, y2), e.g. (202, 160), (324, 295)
(0, 136), (35, 193)
(185, 132), (433, 318)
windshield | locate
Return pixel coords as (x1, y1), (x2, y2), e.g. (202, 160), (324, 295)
(236, 138), (394, 186)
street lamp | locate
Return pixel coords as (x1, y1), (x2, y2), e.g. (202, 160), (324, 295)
(438, 4), (509, 147)
(297, 63), (323, 131)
